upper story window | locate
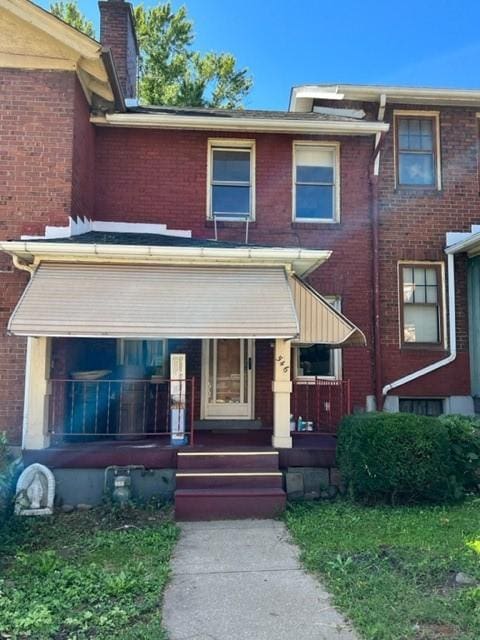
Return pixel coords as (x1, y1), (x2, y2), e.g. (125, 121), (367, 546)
(395, 114), (440, 188)
(293, 142), (339, 223)
(400, 263), (443, 347)
(208, 139), (255, 220)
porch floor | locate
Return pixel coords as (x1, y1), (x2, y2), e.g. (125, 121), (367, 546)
(23, 430), (337, 469)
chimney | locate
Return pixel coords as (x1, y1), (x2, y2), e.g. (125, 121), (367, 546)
(99, 0), (139, 100)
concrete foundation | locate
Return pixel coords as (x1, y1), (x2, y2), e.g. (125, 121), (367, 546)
(53, 468), (176, 507)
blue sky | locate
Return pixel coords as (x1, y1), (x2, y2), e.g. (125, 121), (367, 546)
(37, 0), (480, 110)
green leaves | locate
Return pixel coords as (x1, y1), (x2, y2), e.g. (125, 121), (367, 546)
(50, 1), (95, 38)
(134, 2), (252, 107)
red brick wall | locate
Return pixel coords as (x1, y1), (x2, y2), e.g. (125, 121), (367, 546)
(377, 105), (479, 398)
(0, 69), (91, 443)
(71, 80), (96, 220)
(95, 128), (376, 410)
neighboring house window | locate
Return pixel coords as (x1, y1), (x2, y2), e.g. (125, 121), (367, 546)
(294, 297), (342, 380)
(399, 398), (444, 416)
(208, 140), (255, 219)
(400, 264), (443, 346)
(396, 115), (439, 187)
(293, 143), (339, 222)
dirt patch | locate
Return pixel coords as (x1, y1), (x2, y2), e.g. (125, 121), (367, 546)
(415, 622), (460, 639)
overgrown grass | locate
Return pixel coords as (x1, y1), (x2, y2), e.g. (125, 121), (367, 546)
(285, 499), (480, 640)
(0, 505), (179, 639)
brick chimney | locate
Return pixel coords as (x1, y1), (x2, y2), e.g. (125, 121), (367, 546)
(99, 0), (139, 100)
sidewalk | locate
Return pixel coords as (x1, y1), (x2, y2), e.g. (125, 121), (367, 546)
(163, 519), (358, 640)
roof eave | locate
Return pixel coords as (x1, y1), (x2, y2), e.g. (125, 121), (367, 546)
(0, 241), (332, 277)
(90, 112), (389, 136)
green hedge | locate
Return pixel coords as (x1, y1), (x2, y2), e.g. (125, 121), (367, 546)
(439, 414), (480, 492)
(0, 433), (21, 522)
(337, 413), (460, 504)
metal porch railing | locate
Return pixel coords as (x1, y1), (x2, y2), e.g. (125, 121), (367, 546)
(48, 377), (195, 444)
(291, 379), (351, 434)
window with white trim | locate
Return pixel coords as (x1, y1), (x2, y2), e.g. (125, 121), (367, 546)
(208, 140), (254, 219)
(396, 115), (439, 187)
(294, 297), (342, 380)
(293, 143), (338, 222)
(400, 264), (443, 346)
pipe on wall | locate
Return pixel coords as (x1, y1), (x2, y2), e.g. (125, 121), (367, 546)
(382, 252), (457, 397)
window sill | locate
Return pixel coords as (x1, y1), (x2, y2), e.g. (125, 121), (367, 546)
(394, 185), (442, 194)
(400, 344), (448, 353)
(205, 219), (255, 227)
(292, 220), (340, 229)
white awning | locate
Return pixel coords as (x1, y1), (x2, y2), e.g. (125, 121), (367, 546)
(290, 275), (366, 346)
(8, 263), (299, 339)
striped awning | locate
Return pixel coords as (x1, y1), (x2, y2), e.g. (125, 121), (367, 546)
(289, 275), (366, 347)
(8, 263), (299, 339)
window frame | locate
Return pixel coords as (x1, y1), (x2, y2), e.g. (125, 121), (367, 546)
(292, 140), (340, 223)
(117, 339), (168, 375)
(398, 262), (446, 349)
(394, 110), (441, 190)
(399, 397), (445, 417)
(293, 296), (342, 382)
(207, 138), (256, 221)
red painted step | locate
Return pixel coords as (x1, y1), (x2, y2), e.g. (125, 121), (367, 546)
(175, 471), (283, 490)
(175, 488), (286, 521)
(177, 450), (279, 471)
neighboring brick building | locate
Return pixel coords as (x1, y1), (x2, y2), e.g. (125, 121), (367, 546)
(1, 0), (479, 468)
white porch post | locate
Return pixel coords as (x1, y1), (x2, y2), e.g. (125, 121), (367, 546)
(272, 338), (292, 449)
(22, 336), (51, 450)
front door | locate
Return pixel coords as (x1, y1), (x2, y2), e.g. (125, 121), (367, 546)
(202, 339), (254, 419)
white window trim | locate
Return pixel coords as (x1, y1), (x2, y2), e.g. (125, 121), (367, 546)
(397, 261), (447, 349)
(393, 110), (442, 190)
(293, 296), (342, 382)
(206, 138), (256, 221)
(292, 140), (341, 223)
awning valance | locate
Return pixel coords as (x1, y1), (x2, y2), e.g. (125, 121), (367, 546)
(289, 275), (366, 347)
(9, 263), (299, 339)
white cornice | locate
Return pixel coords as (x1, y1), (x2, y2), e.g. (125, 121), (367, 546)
(90, 112), (389, 136)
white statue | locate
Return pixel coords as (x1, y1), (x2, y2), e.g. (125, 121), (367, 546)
(15, 463), (55, 516)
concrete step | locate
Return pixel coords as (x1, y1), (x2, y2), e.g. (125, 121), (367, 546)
(176, 470), (283, 490)
(174, 488), (286, 521)
(177, 450), (280, 471)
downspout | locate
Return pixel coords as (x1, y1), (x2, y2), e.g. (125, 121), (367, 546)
(382, 252), (457, 397)
(370, 94), (386, 410)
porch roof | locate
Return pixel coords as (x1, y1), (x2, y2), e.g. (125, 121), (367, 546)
(8, 263), (299, 339)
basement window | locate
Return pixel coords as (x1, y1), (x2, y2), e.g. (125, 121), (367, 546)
(399, 398), (444, 416)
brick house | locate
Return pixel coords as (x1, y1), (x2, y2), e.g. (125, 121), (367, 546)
(0, 0), (478, 517)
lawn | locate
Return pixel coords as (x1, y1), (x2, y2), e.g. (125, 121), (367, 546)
(285, 499), (480, 640)
(0, 505), (178, 639)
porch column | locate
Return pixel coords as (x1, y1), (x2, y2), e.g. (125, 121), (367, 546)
(23, 336), (51, 450)
(272, 338), (292, 449)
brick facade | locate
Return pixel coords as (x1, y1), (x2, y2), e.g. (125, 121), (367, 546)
(0, 69), (94, 443)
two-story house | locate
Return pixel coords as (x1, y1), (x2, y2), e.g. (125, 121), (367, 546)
(1, 0), (479, 517)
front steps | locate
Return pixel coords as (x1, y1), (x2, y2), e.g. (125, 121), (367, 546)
(174, 449), (286, 520)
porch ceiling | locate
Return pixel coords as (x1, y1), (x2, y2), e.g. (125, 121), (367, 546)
(8, 263), (299, 339)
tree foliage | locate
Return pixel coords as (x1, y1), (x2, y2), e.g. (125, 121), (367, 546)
(49, 1), (252, 108)
(50, 1), (95, 39)
(134, 3), (252, 108)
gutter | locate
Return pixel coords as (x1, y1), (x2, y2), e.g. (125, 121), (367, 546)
(382, 253), (457, 397)
(90, 112), (390, 136)
(0, 241), (331, 278)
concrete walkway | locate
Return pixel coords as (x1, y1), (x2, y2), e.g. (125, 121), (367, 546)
(163, 520), (358, 640)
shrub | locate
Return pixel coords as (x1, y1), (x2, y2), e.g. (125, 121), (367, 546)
(0, 433), (20, 522)
(337, 413), (458, 504)
(439, 414), (480, 492)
